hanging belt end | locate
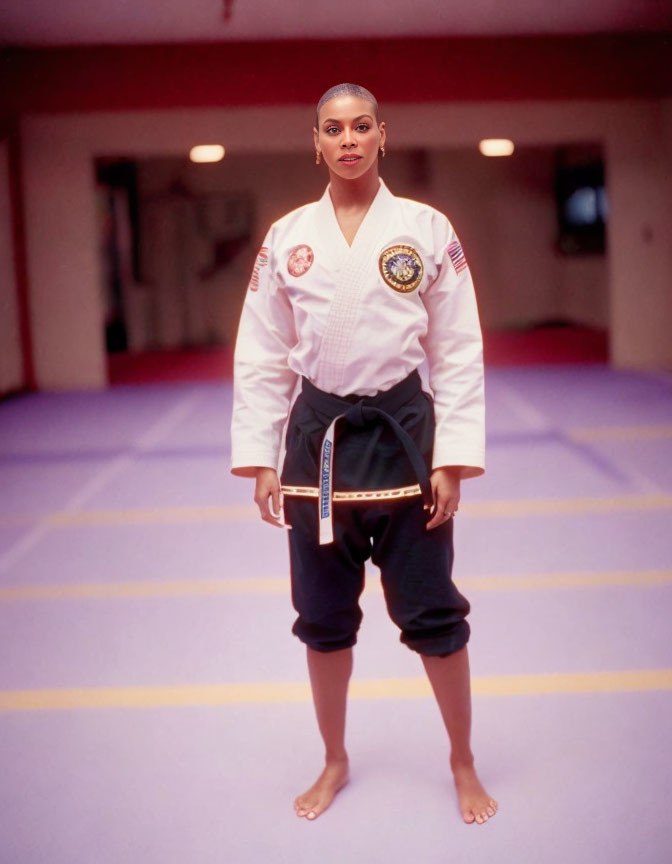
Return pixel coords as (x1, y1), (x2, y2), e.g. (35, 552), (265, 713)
(318, 512), (334, 545)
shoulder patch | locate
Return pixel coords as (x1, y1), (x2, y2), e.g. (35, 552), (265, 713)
(287, 244), (314, 277)
(248, 246), (269, 291)
(446, 240), (468, 274)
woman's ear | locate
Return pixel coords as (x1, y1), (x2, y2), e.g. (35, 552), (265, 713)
(313, 127), (319, 151)
(378, 120), (386, 149)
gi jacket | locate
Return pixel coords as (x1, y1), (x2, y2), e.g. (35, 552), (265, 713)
(231, 178), (485, 480)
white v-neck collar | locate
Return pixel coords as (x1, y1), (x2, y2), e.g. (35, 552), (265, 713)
(317, 177), (393, 253)
(314, 176), (396, 392)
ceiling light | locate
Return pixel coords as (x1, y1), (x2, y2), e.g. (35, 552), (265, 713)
(478, 139), (515, 157)
(189, 145), (225, 163)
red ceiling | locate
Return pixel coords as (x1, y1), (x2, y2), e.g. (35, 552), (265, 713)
(1, 34), (671, 115)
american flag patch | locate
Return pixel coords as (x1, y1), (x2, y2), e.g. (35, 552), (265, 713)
(446, 240), (468, 274)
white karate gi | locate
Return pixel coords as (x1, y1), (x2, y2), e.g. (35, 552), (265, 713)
(231, 178), (485, 482)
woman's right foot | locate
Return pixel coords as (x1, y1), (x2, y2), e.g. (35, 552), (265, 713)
(452, 759), (498, 825)
(294, 757), (350, 821)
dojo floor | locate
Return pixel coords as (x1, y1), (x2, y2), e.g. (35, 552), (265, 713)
(1, 364), (671, 864)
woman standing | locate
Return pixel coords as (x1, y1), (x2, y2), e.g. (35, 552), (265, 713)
(231, 83), (497, 826)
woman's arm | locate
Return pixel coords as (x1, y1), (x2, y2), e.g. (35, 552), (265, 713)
(420, 216), (486, 482)
(231, 227), (299, 479)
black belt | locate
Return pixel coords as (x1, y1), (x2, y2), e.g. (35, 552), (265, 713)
(299, 370), (434, 544)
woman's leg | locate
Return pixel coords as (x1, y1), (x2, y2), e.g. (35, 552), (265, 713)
(369, 502), (497, 824)
(294, 645), (353, 820)
(284, 497), (369, 821)
(421, 645), (498, 824)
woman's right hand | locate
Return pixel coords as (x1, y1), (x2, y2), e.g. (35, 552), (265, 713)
(254, 467), (284, 528)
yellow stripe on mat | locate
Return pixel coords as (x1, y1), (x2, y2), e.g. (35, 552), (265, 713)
(45, 505), (254, 526)
(1, 570), (670, 602)
(468, 494), (672, 517)
(1, 669), (671, 712)
(567, 423), (672, 442)
(15, 493), (669, 527)
(0, 578), (291, 600)
(457, 570), (672, 591)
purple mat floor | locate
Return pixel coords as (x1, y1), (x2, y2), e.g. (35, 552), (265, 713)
(1, 364), (671, 863)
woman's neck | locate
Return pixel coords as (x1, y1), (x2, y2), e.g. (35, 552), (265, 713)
(327, 165), (381, 211)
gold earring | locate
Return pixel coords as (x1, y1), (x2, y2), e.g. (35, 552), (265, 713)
(315, 150), (322, 165)
(379, 145), (386, 158)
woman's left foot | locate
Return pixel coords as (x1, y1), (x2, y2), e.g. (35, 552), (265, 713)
(452, 760), (498, 824)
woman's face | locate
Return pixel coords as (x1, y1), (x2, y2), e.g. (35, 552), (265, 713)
(313, 94), (386, 181)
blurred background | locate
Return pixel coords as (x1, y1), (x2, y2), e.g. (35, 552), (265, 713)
(1, 2), (671, 394)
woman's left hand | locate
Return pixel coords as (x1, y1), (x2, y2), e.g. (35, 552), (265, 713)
(425, 467), (461, 530)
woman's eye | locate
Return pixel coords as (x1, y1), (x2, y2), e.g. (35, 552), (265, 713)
(326, 126), (340, 135)
(356, 124), (370, 132)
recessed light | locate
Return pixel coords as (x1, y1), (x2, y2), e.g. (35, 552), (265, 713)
(189, 145), (225, 163)
(478, 139), (515, 157)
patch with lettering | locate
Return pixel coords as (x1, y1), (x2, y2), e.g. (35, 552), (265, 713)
(248, 246), (269, 291)
(287, 244), (314, 277)
(378, 245), (424, 293)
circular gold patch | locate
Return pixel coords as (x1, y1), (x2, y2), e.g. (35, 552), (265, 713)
(378, 245), (424, 293)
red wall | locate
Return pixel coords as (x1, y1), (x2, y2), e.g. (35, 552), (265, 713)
(1, 34), (671, 114)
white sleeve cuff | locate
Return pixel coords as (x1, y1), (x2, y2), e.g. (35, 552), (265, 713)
(230, 448), (280, 475)
(431, 446), (485, 477)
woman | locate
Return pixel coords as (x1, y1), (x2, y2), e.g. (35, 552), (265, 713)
(231, 83), (497, 825)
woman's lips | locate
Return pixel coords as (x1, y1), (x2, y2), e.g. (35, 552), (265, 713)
(339, 155), (362, 163)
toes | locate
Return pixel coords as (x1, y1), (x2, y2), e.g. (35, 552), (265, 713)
(294, 797), (315, 817)
(463, 811), (476, 824)
(486, 806), (495, 816)
(294, 796), (324, 820)
(306, 803), (325, 821)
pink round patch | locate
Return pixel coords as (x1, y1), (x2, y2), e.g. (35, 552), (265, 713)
(287, 244), (314, 277)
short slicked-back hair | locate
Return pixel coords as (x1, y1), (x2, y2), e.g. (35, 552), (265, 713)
(315, 83), (379, 127)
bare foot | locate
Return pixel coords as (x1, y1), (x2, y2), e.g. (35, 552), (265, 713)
(452, 760), (498, 825)
(294, 757), (350, 821)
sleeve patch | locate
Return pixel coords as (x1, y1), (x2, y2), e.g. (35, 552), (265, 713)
(248, 246), (269, 291)
(446, 240), (468, 275)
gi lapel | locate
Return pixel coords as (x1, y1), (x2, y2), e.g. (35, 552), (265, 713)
(315, 178), (395, 393)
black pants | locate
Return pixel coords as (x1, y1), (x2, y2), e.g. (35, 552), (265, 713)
(281, 371), (471, 657)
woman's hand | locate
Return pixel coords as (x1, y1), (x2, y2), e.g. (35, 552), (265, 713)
(254, 467), (284, 528)
(425, 466), (461, 530)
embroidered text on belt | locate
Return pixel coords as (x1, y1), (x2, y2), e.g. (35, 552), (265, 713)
(298, 372), (434, 545)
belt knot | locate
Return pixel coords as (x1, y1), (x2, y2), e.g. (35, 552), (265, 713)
(344, 400), (368, 428)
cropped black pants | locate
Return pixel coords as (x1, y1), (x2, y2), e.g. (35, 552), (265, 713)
(280, 370), (471, 657)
